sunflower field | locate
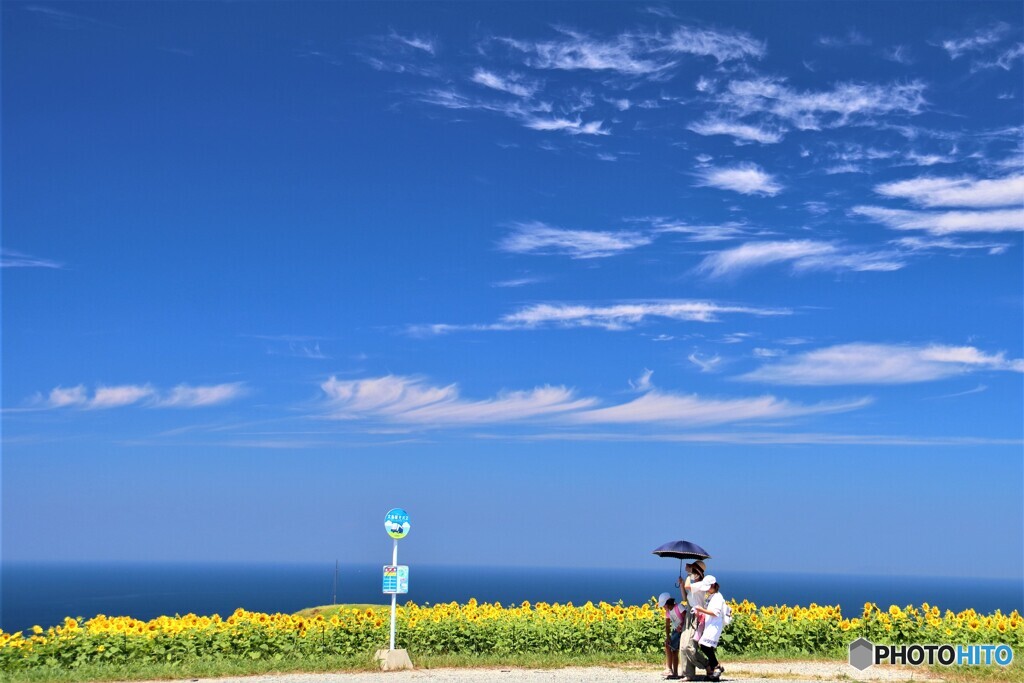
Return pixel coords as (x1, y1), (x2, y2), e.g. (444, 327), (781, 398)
(1, 599), (1020, 673)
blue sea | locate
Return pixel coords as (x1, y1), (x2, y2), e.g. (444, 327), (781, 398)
(2, 563), (1021, 633)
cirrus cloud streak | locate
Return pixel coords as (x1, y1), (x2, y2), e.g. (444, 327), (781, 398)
(852, 206), (1024, 234)
(698, 240), (904, 278)
(874, 174), (1024, 208)
(741, 343), (1024, 385)
(698, 164), (783, 196)
(319, 374), (867, 428)
(410, 299), (790, 335)
(498, 221), (652, 258)
(35, 382), (247, 409)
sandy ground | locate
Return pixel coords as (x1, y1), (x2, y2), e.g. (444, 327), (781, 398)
(120, 662), (944, 683)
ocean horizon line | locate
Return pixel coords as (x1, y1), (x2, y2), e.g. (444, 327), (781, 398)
(2, 560), (1019, 583)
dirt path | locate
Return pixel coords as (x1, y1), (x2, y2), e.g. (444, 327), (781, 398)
(118, 662), (943, 683)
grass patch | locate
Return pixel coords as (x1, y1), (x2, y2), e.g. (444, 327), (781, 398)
(411, 651), (658, 669)
(0, 653), (378, 683)
(719, 652), (846, 662)
(935, 659), (1023, 683)
(291, 604), (387, 619)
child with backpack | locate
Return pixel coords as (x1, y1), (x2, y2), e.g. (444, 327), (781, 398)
(658, 592), (687, 680)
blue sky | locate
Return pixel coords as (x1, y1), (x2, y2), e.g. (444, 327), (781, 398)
(3, 1), (1022, 580)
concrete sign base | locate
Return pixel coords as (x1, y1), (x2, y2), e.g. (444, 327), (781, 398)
(375, 648), (414, 671)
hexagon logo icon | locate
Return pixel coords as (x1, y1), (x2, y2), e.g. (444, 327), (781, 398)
(849, 638), (874, 671)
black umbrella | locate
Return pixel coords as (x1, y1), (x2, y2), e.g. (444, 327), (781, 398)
(652, 540), (712, 577)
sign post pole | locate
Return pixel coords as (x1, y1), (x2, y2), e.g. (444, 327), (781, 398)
(376, 508), (413, 671)
(389, 537), (398, 651)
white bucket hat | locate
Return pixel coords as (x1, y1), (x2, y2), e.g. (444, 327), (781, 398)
(658, 592), (673, 608)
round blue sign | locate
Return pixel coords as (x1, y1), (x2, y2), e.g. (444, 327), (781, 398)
(384, 508), (410, 539)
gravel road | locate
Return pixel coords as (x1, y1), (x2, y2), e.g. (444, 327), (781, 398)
(126, 662), (943, 683)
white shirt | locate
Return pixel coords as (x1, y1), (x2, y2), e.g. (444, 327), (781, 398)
(685, 578), (707, 610)
(698, 592), (726, 648)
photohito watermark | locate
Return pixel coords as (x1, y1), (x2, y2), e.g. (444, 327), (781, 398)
(849, 638), (1014, 670)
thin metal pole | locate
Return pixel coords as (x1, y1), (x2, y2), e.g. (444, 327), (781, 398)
(389, 539), (398, 650)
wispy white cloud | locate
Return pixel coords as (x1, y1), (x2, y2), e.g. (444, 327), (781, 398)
(499, 29), (671, 76)
(659, 25), (766, 62)
(47, 385), (88, 408)
(719, 77), (926, 130)
(154, 383), (248, 408)
(926, 384), (988, 400)
(874, 174), (1024, 208)
(498, 24), (763, 77)
(572, 389), (868, 426)
(728, 240), (833, 269)
(420, 87), (609, 136)
(24, 4), (118, 30)
(825, 143), (898, 163)
(411, 300), (789, 336)
(852, 206), (1024, 234)
(629, 368), (654, 392)
(358, 31), (440, 76)
(36, 383), (245, 409)
(319, 373), (867, 429)
(491, 276), (546, 288)
(498, 300), (789, 330)
(688, 352), (722, 373)
(891, 236), (1010, 254)
(975, 42), (1024, 71)
(249, 335), (332, 360)
(687, 117), (784, 144)
(824, 163), (863, 175)
(498, 221), (652, 258)
(521, 116), (610, 135)
(360, 56), (441, 77)
(644, 6), (678, 19)
(698, 163), (782, 196)
(420, 87), (540, 117)
(644, 217), (765, 242)
(289, 343), (329, 359)
(940, 23), (1011, 59)
(817, 29), (871, 48)
(389, 30), (437, 55)
(1, 249), (63, 268)
(741, 343), (1024, 385)
(698, 240), (904, 278)
(89, 385), (155, 409)
(993, 139), (1024, 172)
(320, 375), (595, 424)
(470, 68), (540, 98)
(38, 384), (152, 409)
(902, 149), (958, 167)
(881, 45), (914, 65)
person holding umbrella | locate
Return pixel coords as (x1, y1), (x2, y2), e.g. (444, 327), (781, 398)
(651, 541), (711, 681)
(678, 561), (710, 680)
